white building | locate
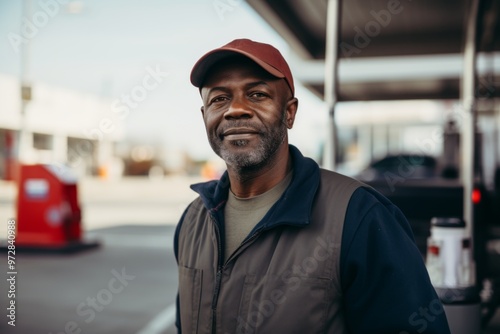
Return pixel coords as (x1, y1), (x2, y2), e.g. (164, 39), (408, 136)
(0, 73), (125, 179)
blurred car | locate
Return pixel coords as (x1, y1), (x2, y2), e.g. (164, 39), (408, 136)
(354, 154), (439, 182)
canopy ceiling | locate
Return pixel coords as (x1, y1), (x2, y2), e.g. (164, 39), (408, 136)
(247, 0), (500, 100)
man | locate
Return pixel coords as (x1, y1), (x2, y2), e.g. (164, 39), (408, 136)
(174, 38), (450, 334)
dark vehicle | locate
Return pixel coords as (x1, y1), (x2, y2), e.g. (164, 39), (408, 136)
(355, 154), (438, 183)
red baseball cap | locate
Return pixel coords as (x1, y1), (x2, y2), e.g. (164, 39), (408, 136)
(190, 39), (295, 96)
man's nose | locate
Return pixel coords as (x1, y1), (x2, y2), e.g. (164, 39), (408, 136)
(224, 97), (253, 119)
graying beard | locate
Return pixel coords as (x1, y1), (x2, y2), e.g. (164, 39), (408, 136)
(217, 108), (288, 168)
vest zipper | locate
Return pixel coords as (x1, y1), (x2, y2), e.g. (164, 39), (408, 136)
(225, 228), (263, 264)
(210, 218), (264, 333)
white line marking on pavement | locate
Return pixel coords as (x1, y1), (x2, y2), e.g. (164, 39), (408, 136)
(136, 303), (177, 334)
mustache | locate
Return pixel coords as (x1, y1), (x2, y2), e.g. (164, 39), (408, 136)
(217, 122), (263, 136)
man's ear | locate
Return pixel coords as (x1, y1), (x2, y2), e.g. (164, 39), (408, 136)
(285, 98), (298, 129)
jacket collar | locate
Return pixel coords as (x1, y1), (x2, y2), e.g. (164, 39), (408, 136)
(190, 145), (320, 228)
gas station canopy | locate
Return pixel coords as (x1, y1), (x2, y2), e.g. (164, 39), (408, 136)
(247, 0), (500, 101)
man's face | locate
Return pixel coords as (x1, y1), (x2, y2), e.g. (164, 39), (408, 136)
(200, 57), (297, 169)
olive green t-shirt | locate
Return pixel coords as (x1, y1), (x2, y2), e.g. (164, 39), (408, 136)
(223, 171), (293, 262)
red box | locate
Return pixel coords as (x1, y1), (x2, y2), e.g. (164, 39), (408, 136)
(16, 164), (82, 247)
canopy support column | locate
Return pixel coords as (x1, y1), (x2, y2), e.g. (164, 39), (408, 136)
(323, 0), (341, 170)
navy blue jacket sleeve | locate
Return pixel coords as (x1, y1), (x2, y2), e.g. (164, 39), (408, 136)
(340, 187), (451, 334)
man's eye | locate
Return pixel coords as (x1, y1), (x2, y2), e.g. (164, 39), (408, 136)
(210, 96), (228, 104)
(250, 92), (267, 98)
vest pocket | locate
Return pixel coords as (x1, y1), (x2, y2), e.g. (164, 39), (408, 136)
(236, 274), (331, 334)
(179, 266), (203, 334)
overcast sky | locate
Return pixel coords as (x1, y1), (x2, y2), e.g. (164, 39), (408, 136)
(0, 0), (327, 160)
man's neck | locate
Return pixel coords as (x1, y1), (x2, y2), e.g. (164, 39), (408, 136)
(226, 144), (292, 198)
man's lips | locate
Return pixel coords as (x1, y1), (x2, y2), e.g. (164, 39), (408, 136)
(221, 127), (260, 140)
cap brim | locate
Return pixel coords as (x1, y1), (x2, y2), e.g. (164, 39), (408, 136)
(190, 48), (285, 87)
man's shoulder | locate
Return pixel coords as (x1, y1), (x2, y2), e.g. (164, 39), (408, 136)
(176, 196), (211, 240)
(183, 196), (207, 217)
(316, 169), (395, 215)
(318, 168), (366, 191)
(311, 169), (368, 222)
